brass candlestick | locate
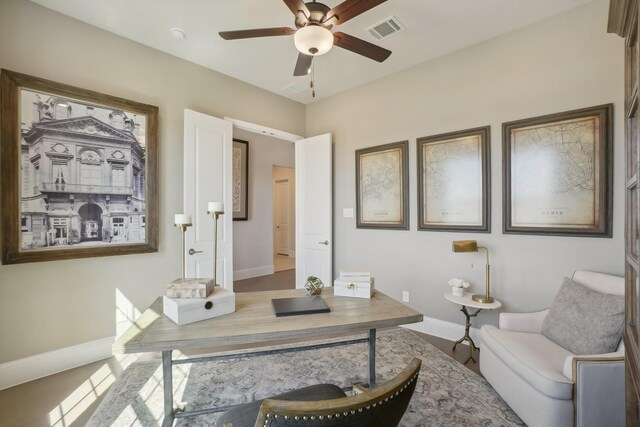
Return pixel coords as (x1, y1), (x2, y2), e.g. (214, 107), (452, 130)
(175, 223), (191, 282)
(207, 208), (224, 287)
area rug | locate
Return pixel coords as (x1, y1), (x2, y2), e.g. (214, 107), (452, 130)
(87, 328), (524, 426)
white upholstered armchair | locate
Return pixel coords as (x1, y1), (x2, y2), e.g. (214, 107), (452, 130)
(479, 271), (625, 427)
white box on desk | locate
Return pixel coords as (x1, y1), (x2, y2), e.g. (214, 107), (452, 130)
(163, 288), (235, 325)
(333, 278), (374, 299)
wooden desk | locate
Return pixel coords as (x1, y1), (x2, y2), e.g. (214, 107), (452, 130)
(114, 288), (422, 426)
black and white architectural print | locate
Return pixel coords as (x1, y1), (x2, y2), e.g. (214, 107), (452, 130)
(19, 89), (148, 250)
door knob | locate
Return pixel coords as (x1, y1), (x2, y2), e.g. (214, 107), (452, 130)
(188, 248), (203, 255)
(318, 240), (329, 245)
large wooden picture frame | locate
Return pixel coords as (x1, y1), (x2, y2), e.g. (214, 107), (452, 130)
(356, 141), (409, 230)
(417, 126), (491, 232)
(503, 104), (613, 237)
(232, 138), (249, 221)
(1, 70), (159, 264)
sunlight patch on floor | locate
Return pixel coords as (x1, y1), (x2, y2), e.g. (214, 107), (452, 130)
(48, 363), (116, 427)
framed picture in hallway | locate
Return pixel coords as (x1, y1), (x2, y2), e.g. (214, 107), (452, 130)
(356, 140), (409, 230)
(0, 69), (159, 264)
(232, 138), (249, 220)
(417, 126), (491, 232)
(502, 104), (613, 237)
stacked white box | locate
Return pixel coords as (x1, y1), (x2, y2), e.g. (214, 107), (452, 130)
(334, 269), (374, 299)
(163, 288), (235, 325)
(334, 278), (374, 298)
(166, 278), (214, 299)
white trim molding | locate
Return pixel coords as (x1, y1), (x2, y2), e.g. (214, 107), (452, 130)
(234, 264), (275, 281)
(0, 336), (114, 391)
(403, 316), (482, 347)
(224, 117), (303, 143)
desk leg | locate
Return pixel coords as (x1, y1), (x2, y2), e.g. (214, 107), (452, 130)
(452, 306), (481, 364)
(368, 329), (376, 388)
(162, 350), (175, 427)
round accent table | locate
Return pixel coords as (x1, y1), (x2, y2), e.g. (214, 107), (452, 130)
(444, 292), (502, 364)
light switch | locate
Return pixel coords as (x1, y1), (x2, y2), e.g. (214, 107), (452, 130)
(343, 208), (354, 218)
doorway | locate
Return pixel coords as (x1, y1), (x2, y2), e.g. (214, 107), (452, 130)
(273, 166), (295, 273)
(231, 128), (296, 292)
(78, 203), (102, 242)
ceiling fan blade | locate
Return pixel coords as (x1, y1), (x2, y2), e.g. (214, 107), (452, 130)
(333, 32), (391, 62)
(294, 53), (313, 76)
(219, 27), (296, 40)
(324, 0), (387, 25)
(282, 0), (310, 18)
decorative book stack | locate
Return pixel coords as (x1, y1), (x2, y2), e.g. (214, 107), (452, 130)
(334, 269), (374, 299)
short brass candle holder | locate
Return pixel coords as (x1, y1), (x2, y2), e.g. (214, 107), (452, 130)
(207, 206), (224, 287)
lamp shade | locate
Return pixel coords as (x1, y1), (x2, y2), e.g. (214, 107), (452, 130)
(294, 25), (334, 56)
(452, 240), (479, 253)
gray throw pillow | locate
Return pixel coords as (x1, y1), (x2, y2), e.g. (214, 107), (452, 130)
(541, 277), (624, 355)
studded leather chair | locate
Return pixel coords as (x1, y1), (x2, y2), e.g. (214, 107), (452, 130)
(215, 358), (421, 427)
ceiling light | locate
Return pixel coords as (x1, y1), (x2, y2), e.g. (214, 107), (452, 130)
(170, 28), (186, 40)
(294, 25), (333, 56)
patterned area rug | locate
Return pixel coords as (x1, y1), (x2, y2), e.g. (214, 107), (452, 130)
(87, 329), (524, 426)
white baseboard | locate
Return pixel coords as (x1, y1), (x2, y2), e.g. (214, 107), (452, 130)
(0, 336), (114, 391)
(234, 265), (275, 281)
(402, 316), (481, 347)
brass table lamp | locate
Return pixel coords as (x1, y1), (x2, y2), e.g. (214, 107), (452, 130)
(452, 240), (494, 303)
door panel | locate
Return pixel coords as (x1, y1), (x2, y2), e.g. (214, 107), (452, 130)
(183, 109), (234, 289)
(295, 134), (332, 288)
(275, 179), (290, 255)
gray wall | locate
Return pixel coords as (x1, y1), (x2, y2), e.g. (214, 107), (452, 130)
(306, 0), (625, 327)
(0, 0), (305, 364)
(233, 129), (295, 277)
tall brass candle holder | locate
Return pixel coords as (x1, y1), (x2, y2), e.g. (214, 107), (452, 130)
(207, 202), (225, 287)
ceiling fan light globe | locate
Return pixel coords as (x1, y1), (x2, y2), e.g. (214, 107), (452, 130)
(294, 25), (333, 56)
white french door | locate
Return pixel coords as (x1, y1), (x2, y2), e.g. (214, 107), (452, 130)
(295, 133), (332, 288)
(183, 109), (234, 290)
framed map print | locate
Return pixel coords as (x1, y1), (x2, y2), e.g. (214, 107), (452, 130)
(417, 127), (490, 232)
(1, 69), (159, 264)
(356, 141), (409, 230)
(503, 104), (613, 237)
(232, 138), (248, 221)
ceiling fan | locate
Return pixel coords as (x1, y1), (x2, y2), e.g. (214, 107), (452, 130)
(219, 0), (392, 77)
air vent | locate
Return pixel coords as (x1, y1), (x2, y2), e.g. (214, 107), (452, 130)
(366, 16), (405, 40)
(282, 82), (308, 95)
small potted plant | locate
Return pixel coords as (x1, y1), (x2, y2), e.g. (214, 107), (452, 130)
(448, 278), (470, 297)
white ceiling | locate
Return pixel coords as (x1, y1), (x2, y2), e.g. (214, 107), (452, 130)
(31, 0), (594, 104)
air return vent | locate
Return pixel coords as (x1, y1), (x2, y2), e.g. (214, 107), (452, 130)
(366, 16), (405, 40)
(282, 82), (308, 95)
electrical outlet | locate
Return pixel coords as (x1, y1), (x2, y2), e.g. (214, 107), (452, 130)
(402, 291), (409, 302)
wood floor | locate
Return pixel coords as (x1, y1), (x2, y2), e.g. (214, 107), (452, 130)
(0, 274), (481, 427)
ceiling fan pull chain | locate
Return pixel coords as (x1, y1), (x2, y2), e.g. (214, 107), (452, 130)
(311, 62), (316, 98)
